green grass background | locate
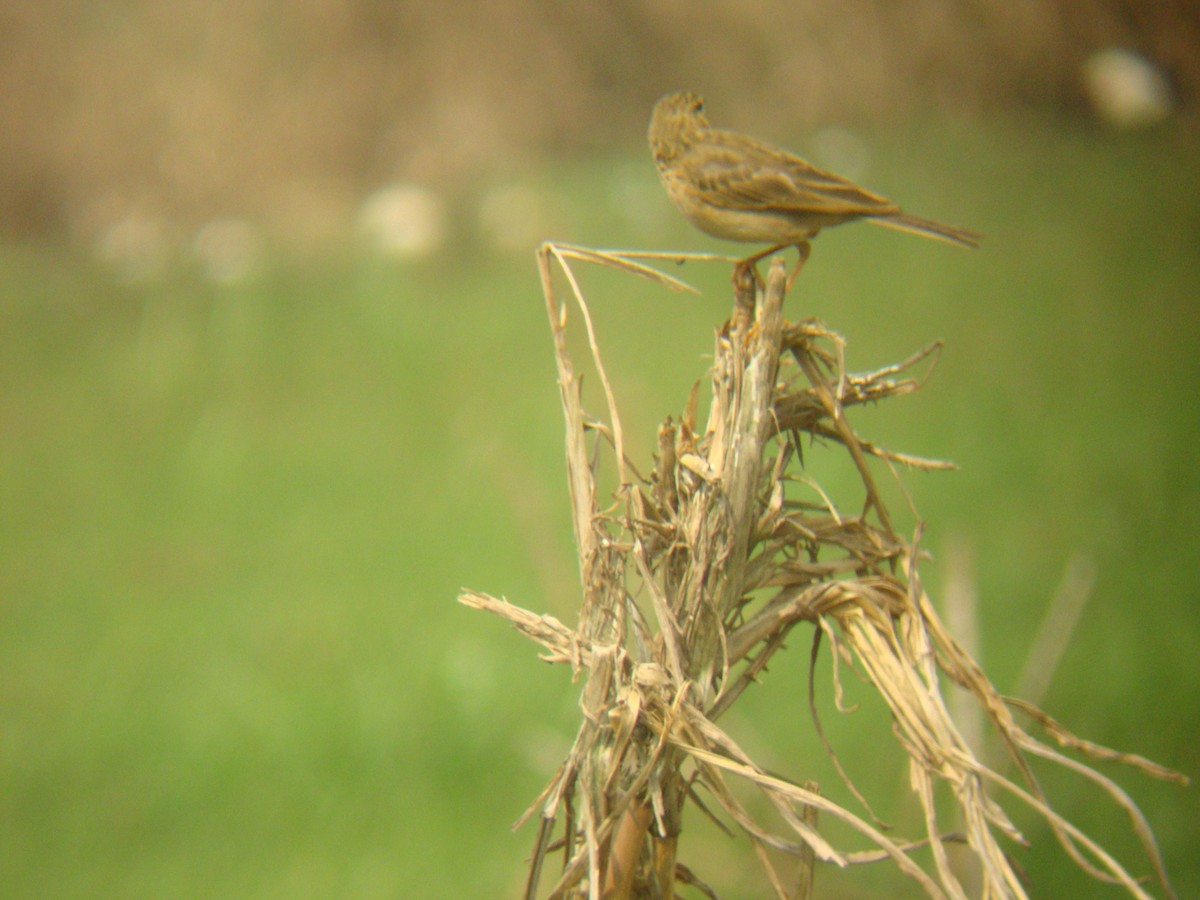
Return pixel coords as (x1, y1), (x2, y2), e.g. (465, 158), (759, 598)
(3, 115), (1197, 897)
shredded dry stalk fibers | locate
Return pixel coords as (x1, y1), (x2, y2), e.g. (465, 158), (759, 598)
(459, 243), (1185, 900)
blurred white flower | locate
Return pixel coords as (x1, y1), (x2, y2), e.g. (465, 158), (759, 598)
(357, 183), (447, 258)
(1082, 48), (1173, 129)
(96, 213), (170, 282)
(193, 218), (263, 285)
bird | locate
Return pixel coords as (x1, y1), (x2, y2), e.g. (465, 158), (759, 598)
(648, 91), (980, 283)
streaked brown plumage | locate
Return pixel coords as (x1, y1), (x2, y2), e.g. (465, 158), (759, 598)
(648, 91), (980, 275)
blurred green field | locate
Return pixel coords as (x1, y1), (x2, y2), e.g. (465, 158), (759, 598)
(2, 115), (1198, 898)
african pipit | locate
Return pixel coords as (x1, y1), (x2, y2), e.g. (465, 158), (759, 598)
(648, 91), (980, 281)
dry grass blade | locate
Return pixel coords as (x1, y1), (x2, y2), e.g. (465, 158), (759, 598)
(460, 241), (1184, 898)
(548, 242), (705, 294)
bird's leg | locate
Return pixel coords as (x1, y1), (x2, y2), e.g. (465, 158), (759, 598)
(732, 241), (793, 289)
(731, 257), (762, 290)
(785, 241), (812, 291)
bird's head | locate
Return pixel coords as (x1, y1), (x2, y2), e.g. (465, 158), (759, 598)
(648, 91), (709, 164)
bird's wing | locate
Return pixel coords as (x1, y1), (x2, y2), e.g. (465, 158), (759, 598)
(688, 132), (902, 218)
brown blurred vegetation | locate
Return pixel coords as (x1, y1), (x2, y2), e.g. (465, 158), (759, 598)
(2, 0), (1196, 246)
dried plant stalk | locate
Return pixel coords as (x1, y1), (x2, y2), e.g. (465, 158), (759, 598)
(459, 242), (1186, 899)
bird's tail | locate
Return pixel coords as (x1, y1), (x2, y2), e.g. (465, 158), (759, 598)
(870, 213), (982, 248)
